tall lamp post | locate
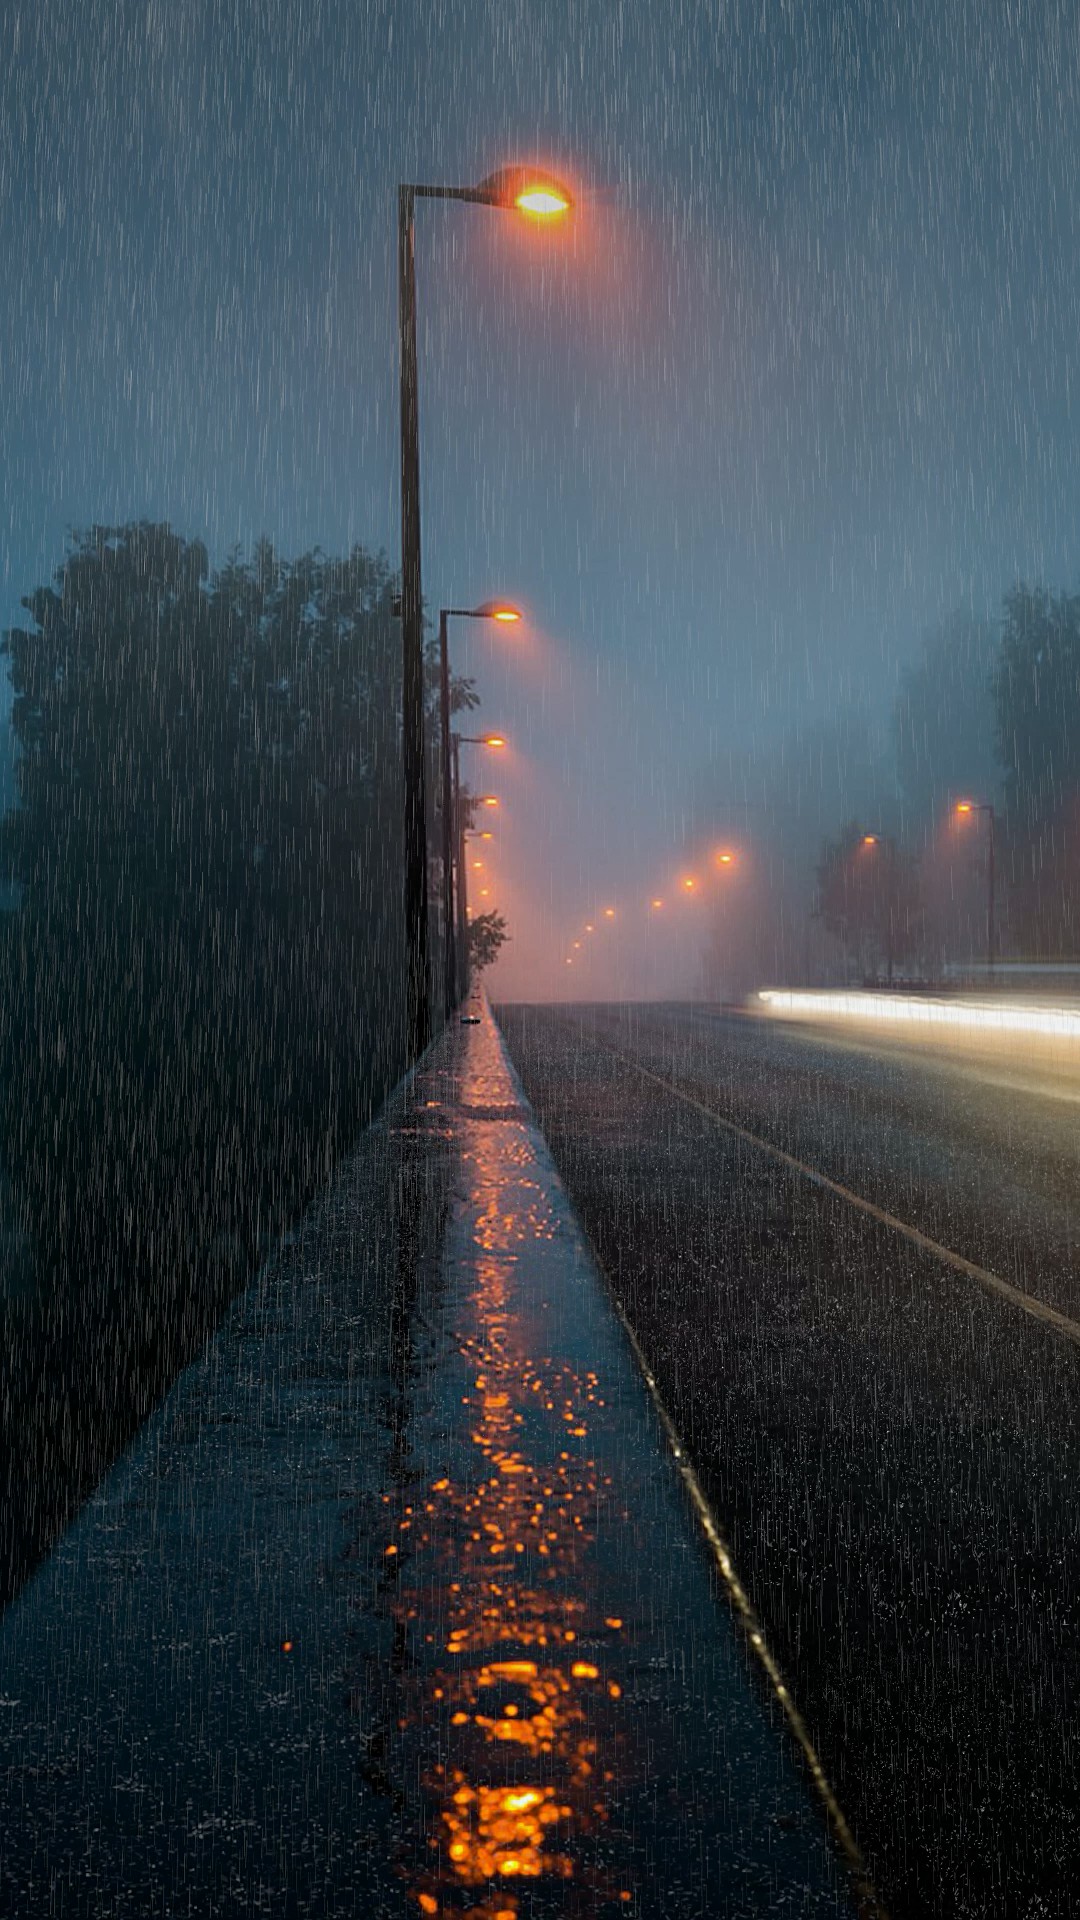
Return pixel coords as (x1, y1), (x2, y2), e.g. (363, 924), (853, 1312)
(438, 602), (520, 1017)
(859, 833), (898, 985)
(956, 801), (996, 977)
(398, 166), (572, 1059)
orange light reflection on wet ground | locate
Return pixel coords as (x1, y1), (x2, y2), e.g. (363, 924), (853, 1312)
(383, 1023), (632, 1918)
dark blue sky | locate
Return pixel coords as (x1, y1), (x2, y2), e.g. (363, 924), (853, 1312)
(3, 0), (1079, 993)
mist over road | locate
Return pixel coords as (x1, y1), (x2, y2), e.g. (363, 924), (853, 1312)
(496, 1000), (1080, 1920)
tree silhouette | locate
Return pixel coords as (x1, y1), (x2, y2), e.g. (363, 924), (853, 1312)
(0, 522), (414, 1604)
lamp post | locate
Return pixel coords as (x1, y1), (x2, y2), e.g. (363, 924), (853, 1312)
(858, 832), (898, 985)
(956, 801), (997, 977)
(398, 167), (572, 1060)
(438, 602), (521, 1016)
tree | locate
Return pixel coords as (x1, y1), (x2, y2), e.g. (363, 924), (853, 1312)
(0, 523), (414, 1602)
(815, 824), (922, 982)
(892, 611), (999, 836)
(468, 909), (509, 974)
(990, 585), (1080, 956)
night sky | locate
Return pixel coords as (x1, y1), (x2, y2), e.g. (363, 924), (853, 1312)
(3, 0), (1079, 996)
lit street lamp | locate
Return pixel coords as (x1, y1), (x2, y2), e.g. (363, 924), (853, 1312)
(956, 800), (997, 977)
(398, 166), (572, 1058)
(858, 831), (897, 984)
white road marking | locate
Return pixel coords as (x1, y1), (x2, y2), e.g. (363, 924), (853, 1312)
(617, 1053), (1080, 1352)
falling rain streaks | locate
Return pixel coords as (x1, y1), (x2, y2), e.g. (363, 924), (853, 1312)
(369, 1042), (633, 1914)
(346, 1012), (861, 1918)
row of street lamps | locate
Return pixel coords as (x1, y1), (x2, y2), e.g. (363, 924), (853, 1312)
(398, 163), (573, 1057)
(563, 850), (741, 968)
(567, 801), (997, 982)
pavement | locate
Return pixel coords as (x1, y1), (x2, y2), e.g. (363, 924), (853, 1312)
(495, 999), (1080, 1920)
(0, 997), (864, 1919)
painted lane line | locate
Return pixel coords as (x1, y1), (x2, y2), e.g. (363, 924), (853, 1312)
(613, 1052), (1080, 1354)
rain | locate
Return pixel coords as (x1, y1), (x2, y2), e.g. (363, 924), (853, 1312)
(2, 2), (1080, 1915)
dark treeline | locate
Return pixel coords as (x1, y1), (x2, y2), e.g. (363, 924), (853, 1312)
(824, 584), (1080, 976)
(0, 520), (434, 1605)
(703, 582), (1080, 988)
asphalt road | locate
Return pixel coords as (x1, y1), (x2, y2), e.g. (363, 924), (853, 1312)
(495, 1000), (1080, 1920)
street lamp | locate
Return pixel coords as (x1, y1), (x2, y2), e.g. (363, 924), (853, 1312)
(956, 800), (997, 977)
(437, 602), (521, 1018)
(399, 168), (572, 1058)
(858, 832), (897, 984)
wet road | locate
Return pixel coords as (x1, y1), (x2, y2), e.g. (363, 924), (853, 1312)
(0, 1001), (862, 1919)
(495, 1000), (1080, 1920)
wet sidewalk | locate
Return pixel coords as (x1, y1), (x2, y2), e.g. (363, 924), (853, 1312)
(0, 1000), (867, 1918)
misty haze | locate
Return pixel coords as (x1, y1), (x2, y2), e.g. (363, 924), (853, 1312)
(2, 4), (1080, 1917)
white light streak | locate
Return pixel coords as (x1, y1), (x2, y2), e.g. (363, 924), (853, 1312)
(757, 989), (1080, 1042)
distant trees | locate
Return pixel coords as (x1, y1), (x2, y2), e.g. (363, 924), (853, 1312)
(892, 611), (998, 837)
(815, 826), (922, 982)
(993, 586), (1080, 956)
(800, 585), (1080, 979)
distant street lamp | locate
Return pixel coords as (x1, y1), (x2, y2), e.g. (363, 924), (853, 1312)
(956, 800), (997, 977)
(858, 832), (897, 984)
(398, 167), (572, 1058)
(437, 602), (521, 1016)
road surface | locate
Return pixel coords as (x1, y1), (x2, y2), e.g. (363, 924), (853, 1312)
(495, 999), (1080, 1920)
(0, 1000), (864, 1919)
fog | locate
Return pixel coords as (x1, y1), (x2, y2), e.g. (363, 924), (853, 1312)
(3, 0), (1079, 998)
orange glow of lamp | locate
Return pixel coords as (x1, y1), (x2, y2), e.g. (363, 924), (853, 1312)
(475, 168), (573, 220)
(470, 598), (523, 626)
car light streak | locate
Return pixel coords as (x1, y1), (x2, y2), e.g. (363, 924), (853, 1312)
(757, 989), (1080, 1042)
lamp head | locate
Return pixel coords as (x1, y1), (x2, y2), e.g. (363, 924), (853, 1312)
(475, 166), (573, 217)
(471, 598), (522, 623)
